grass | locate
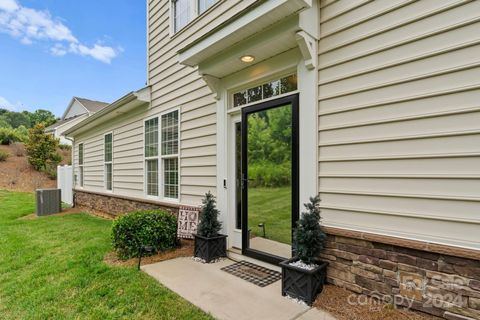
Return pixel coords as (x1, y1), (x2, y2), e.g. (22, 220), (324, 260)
(0, 190), (213, 320)
(247, 186), (292, 244)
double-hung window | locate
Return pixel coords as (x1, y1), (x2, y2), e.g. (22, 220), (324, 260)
(78, 143), (84, 187)
(144, 110), (179, 200)
(145, 118), (159, 197)
(161, 110), (179, 200)
(172, 0), (216, 33)
(104, 133), (113, 191)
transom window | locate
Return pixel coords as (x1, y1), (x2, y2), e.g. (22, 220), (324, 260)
(233, 74), (298, 107)
(144, 110), (179, 200)
(104, 133), (113, 191)
(172, 0), (216, 33)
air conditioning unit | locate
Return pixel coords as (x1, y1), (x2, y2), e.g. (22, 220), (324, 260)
(36, 189), (62, 216)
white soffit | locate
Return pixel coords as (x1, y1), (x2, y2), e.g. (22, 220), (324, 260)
(178, 0), (312, 68)
(199, 15), (300, 78)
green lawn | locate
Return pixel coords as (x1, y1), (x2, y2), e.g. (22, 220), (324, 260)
(0, 190), (212, 320)
(247, 186), (292, 244)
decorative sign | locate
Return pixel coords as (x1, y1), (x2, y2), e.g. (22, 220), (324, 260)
(177, 205), (200, 239)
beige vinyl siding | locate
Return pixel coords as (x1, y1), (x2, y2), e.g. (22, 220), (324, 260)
(73, 142), (79, 185)
(73, 109), (147, 199)
(81, 135), (104, 189)
(318, 0), (480, 249)
(148, 0), (257, 204)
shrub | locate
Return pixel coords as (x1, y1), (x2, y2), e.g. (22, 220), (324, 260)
(14, 125), (29, 142)
(248, 161), (291, 187)
(0, 150), (9, 161)
(44, 163), (57, 180)
(25, 124), (61, 171)
(0, 128), (21, 145)
(196, 192), (222, 238)
(112, 210), (178, 260)
(293, 196), (327, 264)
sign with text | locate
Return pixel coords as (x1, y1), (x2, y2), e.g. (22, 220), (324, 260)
(177, 205), (200, 239)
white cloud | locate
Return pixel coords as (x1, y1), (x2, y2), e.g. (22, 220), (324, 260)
(50, 43), (67, 56)
(0, 0), (18, 12)
(0, 0), (119, 63)
(0, 96), (15, 111)
(70, 43), (118, 64)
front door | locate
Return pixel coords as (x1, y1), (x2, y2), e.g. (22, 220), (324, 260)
(241, 94), (299, 265)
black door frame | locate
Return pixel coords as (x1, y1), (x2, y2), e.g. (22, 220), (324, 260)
(241, 94), (300, 265)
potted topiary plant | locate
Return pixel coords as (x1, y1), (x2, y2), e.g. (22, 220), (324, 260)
(193, 192), (227, 263)
(279, 195), (328, 305)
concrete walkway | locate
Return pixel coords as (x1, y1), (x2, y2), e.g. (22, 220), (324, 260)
(142, 257), (335, 320)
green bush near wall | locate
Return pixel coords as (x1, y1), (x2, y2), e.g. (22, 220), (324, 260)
(111, 210), (178, 260)
(248, 161), (291, 187)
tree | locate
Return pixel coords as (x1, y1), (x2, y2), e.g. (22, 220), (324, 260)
(27, 109), (57, 127)
(293, 196), (327, 264)
(25, 124), (61, 171)
(0, 116), (11, 128)
(196, 192), (222, 238)
(3, 111), (30, 128)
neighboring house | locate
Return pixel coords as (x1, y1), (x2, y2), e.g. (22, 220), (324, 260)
(65, 1), (480, 318)
(46, 97), (109, 145)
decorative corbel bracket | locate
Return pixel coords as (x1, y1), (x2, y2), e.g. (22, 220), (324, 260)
(200, 73), (221, 100)
(296, 31), (317, 70)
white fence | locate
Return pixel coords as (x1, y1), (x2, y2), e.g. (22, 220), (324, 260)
(57, 165), (73, 205)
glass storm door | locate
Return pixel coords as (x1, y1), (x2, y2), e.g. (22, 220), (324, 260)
(241, 94), (299, 265)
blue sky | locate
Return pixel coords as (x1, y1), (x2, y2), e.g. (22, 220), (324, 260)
(0, 0), (146, 117)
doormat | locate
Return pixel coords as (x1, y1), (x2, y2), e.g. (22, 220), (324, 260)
(221, 260), (281, 287)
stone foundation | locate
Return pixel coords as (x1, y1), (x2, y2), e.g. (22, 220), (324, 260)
(321, 228), (480, 319)
(74, 189), (179, 216)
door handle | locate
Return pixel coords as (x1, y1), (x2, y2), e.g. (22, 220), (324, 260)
(241, 173), (248, 190)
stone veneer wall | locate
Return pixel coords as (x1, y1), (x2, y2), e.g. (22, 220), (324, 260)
(322, 230), (480, 320)
(74, 190), (179, 216)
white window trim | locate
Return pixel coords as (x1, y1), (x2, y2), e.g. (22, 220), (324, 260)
(143, 110), (181, 202)
(144, 115), (160, 199)
(104, 132), (114, 192)
(78, 142), (84, 188)
(160, 108), (180, 202)
(169, 0), (220, 36)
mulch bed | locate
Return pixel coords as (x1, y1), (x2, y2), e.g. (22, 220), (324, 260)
(104, 239), (194, 268)
(314, 285), (441, 320)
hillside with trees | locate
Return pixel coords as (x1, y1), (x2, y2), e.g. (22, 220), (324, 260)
(0, 108), (71, 192)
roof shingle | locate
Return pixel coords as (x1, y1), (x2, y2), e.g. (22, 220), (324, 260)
(75, 97), (109, 113)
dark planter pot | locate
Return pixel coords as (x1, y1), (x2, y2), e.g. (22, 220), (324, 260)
(193, 233), (227, 263)
(279, 258), (328, 305)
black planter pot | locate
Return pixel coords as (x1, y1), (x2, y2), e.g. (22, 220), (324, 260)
(279, 258), (328, 305)
(193, 233), (227, 263)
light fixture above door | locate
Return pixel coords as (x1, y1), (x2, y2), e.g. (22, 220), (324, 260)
(240, 55), (255, 63)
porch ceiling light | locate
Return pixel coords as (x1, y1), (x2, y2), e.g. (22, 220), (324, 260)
(240, 55), (255, 63)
